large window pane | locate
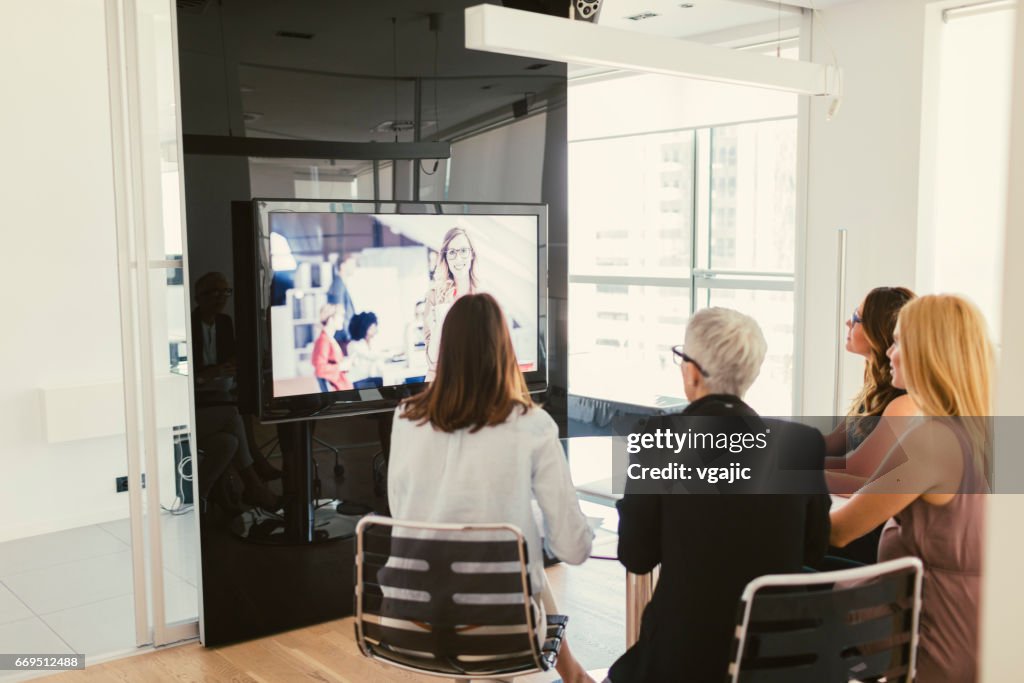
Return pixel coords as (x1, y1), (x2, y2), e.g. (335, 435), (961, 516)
(569, 283), (690, 397)
(569, 131), (694, 278)
(709, 119), (797, 272)
(704, 288), (794, 415)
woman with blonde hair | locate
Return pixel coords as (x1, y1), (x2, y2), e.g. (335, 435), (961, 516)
(422, 227), (479, 377)
(389, 293), (595, 683)
(830, 294), (993, 682)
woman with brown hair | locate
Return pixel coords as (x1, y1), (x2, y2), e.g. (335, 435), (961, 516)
(830, 294), (993, 682)
(826, 286), (917, 488)
(422, 227), (479, 378)
(389, 293), (596, 683)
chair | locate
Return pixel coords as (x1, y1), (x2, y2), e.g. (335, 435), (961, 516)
(354, 516), (568, 681)
(729, 556), (923, 683)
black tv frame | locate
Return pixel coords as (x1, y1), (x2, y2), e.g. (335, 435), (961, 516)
(234, 199), (549, 423)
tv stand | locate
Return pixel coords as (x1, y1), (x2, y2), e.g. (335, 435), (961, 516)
(229, 420), (363, 544)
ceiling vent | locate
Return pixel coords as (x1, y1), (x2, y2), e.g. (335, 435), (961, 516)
(625, 12), (659, 21)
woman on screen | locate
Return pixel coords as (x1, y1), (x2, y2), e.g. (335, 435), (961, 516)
(311, 305), (351, 392)
(423, 227), (479, 378)
(830, 294), (992, 683)
(390, 293), (595, 683)
(347, 311), (388, 385)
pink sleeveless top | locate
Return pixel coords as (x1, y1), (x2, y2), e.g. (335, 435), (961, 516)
(878, 420), (986, 683)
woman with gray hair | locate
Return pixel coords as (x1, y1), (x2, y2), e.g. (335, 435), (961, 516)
(675, 306), (767, 401)
(609, 307), (830, 683)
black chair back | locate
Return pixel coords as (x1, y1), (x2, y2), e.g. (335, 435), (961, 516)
(730, 557), (923, 683)
(355, 517), (558, 678)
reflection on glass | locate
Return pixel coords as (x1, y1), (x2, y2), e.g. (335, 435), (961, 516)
(249, 158), (389, 201)
(569, 131), (695, 278)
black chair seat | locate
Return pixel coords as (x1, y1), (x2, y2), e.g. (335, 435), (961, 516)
(355, 517), (569, 680)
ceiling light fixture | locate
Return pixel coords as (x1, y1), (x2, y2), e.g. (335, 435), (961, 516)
(464, 4), (841, 97)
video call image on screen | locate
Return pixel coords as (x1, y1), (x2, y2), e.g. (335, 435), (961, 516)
(268, 211), (539, 398)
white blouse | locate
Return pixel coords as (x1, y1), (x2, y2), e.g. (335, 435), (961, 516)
(388, 405), (594, 591)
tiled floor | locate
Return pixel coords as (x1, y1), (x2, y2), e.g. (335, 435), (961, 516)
(0, 511), (199, 681)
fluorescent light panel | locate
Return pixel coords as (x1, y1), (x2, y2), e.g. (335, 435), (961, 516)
(464, 4), (841, 97)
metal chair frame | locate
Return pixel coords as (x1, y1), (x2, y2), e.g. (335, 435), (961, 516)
(730, 556), (924, 683)
(354, 516), (558, 680)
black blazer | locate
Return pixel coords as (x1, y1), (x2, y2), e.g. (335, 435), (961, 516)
(190, 311), (236, 373)
(609, 394), (831, 683)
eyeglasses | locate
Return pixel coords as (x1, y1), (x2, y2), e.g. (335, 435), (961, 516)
(200, 287), (233, 298)
(445, 247), (473, 260)
(851, 309), (863, 325)
(671, 345), (710, 377)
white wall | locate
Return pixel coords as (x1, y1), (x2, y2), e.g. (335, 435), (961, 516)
(800, 0), (930, 415)
(917, 7), (1014, 343)
(0, 0), (132, 541)
(981, 1), (1024, 679)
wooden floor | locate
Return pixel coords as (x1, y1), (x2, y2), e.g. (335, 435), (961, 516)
(42, 547), (625, 683)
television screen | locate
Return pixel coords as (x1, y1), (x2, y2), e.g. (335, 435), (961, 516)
(243, 200), (548, 421)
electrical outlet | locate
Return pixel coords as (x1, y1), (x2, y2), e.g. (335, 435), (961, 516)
(115, 474), (146, 493)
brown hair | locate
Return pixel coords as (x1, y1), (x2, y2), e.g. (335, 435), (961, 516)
(400, 293), (532, 432)
(849, 286), (916, 418)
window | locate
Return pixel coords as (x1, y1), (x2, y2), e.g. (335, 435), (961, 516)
(569, 73), (799, 415)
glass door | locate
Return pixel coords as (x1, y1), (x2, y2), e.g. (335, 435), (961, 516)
(104, 0), (199, 647)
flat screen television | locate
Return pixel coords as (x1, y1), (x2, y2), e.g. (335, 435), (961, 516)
(234, 199), (549, 423)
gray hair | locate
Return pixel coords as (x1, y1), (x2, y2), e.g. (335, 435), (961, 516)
(683, 307), (767, 397)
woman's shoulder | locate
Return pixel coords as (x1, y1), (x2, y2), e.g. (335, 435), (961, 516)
(882, 393), (918, 417)
(504, 405), (558, 438)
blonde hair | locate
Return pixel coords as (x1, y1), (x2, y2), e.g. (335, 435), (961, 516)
(897, 295), (993, 466)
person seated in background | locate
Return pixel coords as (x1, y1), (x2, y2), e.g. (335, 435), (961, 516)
(346, 311), (388, 383)
(822, 286), (916, 564)
(190, 272), (280, 509)
(826, 286), (917, 481)
(312, 304), (351, 392)
(388, 293), (596, 683)
(830, 295), (991, 683)
(192, 271), (237, 396)
(404, 299), (427, 365)
(610, 308), (830, 683)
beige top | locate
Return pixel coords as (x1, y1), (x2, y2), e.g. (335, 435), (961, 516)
(878, 425), (985, 683)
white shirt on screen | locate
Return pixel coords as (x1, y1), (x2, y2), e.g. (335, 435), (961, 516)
(387, 405), (594, 591)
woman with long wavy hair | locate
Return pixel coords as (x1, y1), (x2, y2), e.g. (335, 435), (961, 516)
(389, 293), (596, 683)
(830, 294), (993, 682)
(826, 286), (916, 490)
